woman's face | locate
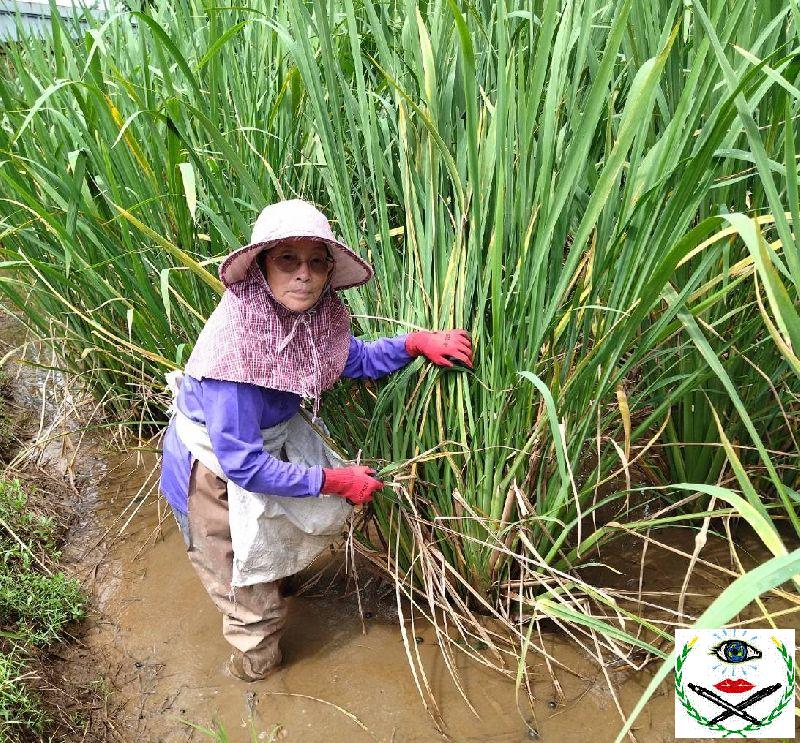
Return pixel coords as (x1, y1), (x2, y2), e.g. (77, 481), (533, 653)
(260, 239), (334, 312)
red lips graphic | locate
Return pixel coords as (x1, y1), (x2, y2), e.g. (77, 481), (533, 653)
(714, 678), (755, 693)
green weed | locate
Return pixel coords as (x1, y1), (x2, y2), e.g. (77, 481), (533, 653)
(0, 477), (86, 739)
(0, 650), (46, 740)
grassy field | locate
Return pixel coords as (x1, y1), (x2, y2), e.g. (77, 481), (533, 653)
(0, 0), (798, 732)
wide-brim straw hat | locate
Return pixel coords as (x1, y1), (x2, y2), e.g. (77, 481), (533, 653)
(219, 199), (374, 290)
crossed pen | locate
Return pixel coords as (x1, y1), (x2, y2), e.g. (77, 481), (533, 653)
(688, 683), (782, 725)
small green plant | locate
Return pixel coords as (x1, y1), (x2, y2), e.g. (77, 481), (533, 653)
(0, 571), (85, 646)
(0, 650), (46, 739)
(181, 716), (284, 742)
(0, 477), (86, 737)
(0, 479), (60, 554)
(0, 479), (84, 645)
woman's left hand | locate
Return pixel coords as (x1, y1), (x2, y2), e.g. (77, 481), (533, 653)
(405, 329), (473, 368)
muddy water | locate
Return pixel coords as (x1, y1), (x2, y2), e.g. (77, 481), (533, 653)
(73, 445), (683, 743)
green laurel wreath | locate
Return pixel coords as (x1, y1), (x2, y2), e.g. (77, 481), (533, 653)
(674, 636), (795, 739)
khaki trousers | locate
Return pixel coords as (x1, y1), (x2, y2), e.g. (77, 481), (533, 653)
(183, 460), (287, 677)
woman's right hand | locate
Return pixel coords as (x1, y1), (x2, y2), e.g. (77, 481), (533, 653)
(321, 465), (383, 505)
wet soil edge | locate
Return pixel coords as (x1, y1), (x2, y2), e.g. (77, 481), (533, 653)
(0, 308), (131, 742)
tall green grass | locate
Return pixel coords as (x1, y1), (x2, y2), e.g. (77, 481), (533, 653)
(0, 0), (798, 675)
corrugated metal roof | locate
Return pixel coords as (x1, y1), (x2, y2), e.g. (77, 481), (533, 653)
(0, 0), (110, 40)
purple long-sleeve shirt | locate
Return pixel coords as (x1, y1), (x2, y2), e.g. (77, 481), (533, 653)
(160, 334), (412, 515)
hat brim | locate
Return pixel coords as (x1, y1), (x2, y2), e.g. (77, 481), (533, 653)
(219, 236), (374, 290)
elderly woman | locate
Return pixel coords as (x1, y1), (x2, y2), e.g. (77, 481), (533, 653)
(159, 199), (472, 682)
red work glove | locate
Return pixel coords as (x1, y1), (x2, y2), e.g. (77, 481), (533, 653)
(405, 329), (473, 368)
(321, 465), (384, 505)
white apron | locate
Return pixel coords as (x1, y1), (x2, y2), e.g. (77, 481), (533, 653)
(166, 370), (351, 586)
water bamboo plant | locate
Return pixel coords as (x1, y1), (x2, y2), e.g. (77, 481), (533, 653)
(0, 0), (798, 721)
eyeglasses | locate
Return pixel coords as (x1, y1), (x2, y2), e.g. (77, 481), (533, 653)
(265, 252), (334, 276)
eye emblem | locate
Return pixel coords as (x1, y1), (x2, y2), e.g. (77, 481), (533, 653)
(711, 639), (762, 664)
